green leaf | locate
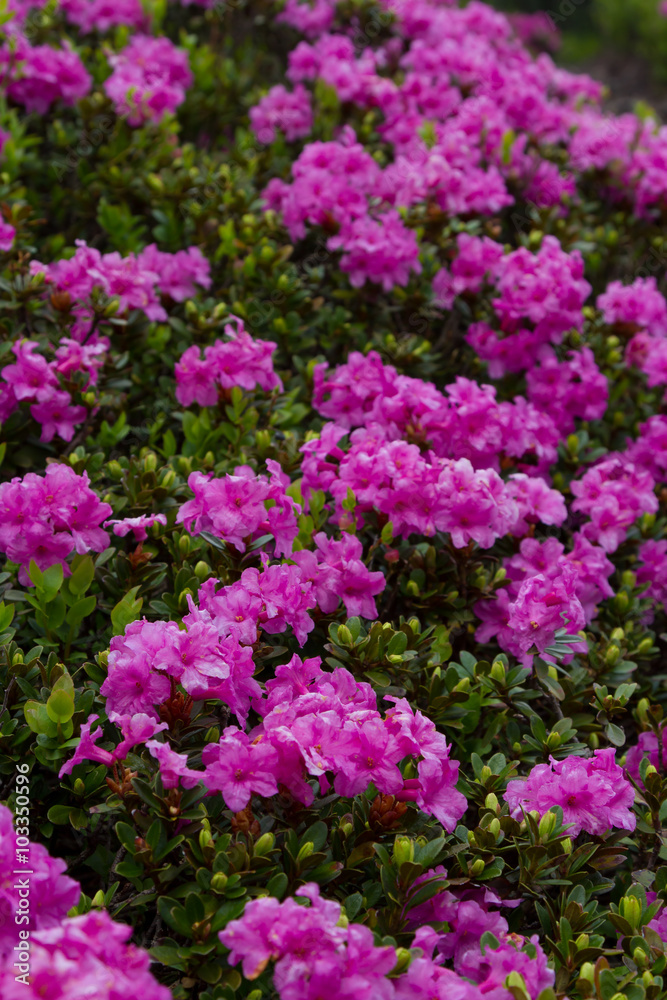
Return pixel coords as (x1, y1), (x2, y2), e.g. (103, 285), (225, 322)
(46, 689), (75, 724)
(24, 701), (58, 737)
(111, 586), (143, 636)
(69, 555), (95, 596)
(66, 595), (97, 627)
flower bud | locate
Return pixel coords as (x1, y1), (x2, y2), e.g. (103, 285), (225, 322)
(296, 842), (314, 864)
(143, 453), (157, 473)
(637, 698), (651, 725)
(561, 838), (572, 854)
(179, 534), (191, 557)
(490, 660), (506, 683)
(194, 561), (210, 581)
(470, 858), (485, 876)
(254, 833), (275, 856)
(393, 948), (412, 974)
(610, 627), (624, 642)
(73, 778), (85, 797)
(620, 895), (642, 928)
(637, 638), (654, 656)
(485, 792), (499, 813)
(546, 731), (562, 749)
(211, 872), (228, 893)
(92, 890), (105, 907)
(488, 818), (501, 839)
(605, 645), (620, 666)
(614, 592), (629, 615)
(161, 469), (176, 489)
(538, 811), (557, 840)
(337, 625), (353, 646)
(107, 460), (123, 480)
(579, 963), (595, 983)
(575, 933), (589, 950)
(393, 836), (414, 867)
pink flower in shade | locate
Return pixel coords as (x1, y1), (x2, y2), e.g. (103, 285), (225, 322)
(7, 40), (92, 114)
(113, 713), (168, 759)
(202, 729), (279, 812)
(137, 245), (211, 302)
(507, 567), (586, 656)
(333, 718), (404, 797)
(146, 739), (202, 789)
(30, 390), (87, 442)
(2, 340), (59, 402)
(58, 715), (115, 777)
(504, 749), (636, 837)
(0, 910), (172, 999)
(0, 804), (80, 954)
(328, 209), (422, 292)
(250, 83), (313, 144)
(103, 35), (192, 125)
(100, 641), (172, 721)
(0, 220), (15, 251)
(415, 757), (468, 832)
(394, 957), (479, 1000)
(472, 934), (555, 1000)
(292, 531), (386, 619)
(106, 513), (168, 542)
(174, 344), (219, 407)
(176, 463), (298, 556)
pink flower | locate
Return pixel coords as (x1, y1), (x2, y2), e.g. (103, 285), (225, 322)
(104, 35), (192, 125)
(30, 390), (87, 443)
(250, 83), (313, 143)
(505, 749), (636, 836)
(202, 729), (279, 812)
(106, 513), (167, 542)
(0, 220), (15, 251)
(507, 567), (586, 655)
(146, 739), (202, 789)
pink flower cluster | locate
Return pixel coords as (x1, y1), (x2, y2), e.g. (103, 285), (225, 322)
(457, 236), (591, 378)
(250, 83), (313, 144)
(175, 317), (282, 407)
(0, 464), (111, 584)
(196, 653), (466, 823)
(221, 880), (555, 1000)
(3, 36), (91, 114)
(199, 560), (317, 645)
(313, 352), (561, 474)
(269, 0), (667, 222)
(276, 0), (337, 36)
(61, 0), (146, 32)
(31, 240), (211, 340)
(0, 804), (169, 998)
(99, 599), (259, 725)
(176, 461), (300, 556)
(263, 137), (421, 290)
(292, 532), (386, 620)
(475, 536), (612, 664)
(0, 340), (88, 442)
(637, 539), (667, 608)
(571, 456), (658, 554)
(0, 803), (79, 958)
(103, 35), (192, 125)
(221, 883), (397, 998)
(301, 428), (564, 547)
(504, 749), (636, 837)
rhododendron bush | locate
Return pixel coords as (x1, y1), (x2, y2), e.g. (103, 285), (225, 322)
(4, 0), (667, 998)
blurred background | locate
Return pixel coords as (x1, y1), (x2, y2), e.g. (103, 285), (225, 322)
(492, 0), (667, 114)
